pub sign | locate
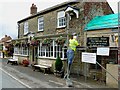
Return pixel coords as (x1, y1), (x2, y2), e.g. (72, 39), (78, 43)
(87, 37), (109, 47)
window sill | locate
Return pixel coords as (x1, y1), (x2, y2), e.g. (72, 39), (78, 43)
(38, 56), (67, 60)
(15, 54), (28, 57)
(56, 26), (66, 29)
(37, 30), (44, 33)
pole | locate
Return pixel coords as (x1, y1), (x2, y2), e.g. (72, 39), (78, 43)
(66, 13), (70, 48)
(65, 12), (73, 87)
(64, 13), (70, 79)
(85, 17), (87, 82)
(118, 1), (120, 90)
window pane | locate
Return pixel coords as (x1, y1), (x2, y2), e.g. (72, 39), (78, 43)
(38, 17), (44, 31)
(57, 11), (65, 18)
(24, 22), (28, 35)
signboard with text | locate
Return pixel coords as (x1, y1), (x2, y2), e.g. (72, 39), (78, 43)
(82, 52), (96, 64)
(97, 47), (110, 56)
(87, 37), (109, 47)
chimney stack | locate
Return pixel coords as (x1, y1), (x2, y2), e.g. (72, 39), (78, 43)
(5, 35), (7, 37)
(30, 3), (37, 15)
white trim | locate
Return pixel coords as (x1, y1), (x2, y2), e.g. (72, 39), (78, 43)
(57, 11), (66, 28)
(13, 54), (29, 57)
(38, 40), (67, 59)
(57, 25), (66, 28)
(38, 56), (66, 60)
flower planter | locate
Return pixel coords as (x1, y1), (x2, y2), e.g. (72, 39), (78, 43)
(22, 59), (29, 67)
(30, 40), (40, 46)
(54, 70), (64, 78)
(55, 36), (66, 46)
(42, 38), (52, 46)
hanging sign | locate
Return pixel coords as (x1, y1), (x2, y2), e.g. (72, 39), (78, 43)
(82, 52), (96, 64)
(97, 47), (110, 56)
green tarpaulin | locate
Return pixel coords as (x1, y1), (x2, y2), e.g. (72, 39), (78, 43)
(85, 13), (118, 31)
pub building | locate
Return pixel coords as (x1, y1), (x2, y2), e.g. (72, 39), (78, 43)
(84, 13), (118, 87)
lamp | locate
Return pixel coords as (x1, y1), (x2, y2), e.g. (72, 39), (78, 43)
(65, 5), (79, 20)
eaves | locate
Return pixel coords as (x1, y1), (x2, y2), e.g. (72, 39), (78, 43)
(17, 1), (79, 23)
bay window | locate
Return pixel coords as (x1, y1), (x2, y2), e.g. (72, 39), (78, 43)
(38, 40), (67, 59)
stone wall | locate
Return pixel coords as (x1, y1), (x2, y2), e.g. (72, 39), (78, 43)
(18, 1), (113, 75)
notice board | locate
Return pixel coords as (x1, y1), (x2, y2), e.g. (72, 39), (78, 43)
(82, 52), (96, 64)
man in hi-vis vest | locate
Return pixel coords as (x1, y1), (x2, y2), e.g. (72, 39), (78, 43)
(64, 34), (79, 87)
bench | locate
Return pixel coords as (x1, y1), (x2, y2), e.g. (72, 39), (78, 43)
(7, 56), (18, 65)
(33, 60), (52, 74)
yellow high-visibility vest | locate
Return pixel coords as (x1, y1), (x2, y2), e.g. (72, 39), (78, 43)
(69, 39), (79, 51)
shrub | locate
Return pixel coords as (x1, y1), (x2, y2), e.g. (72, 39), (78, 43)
(55, 55), (63, 71)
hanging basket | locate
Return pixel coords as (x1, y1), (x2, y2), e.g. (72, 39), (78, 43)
(30, 40), (40, 46)
(14, 41), (21, 47)
(55, 36), (66, 46)
(42, 38), (52, 46)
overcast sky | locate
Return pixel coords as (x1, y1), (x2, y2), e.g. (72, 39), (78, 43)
(0, 0), (119, 39)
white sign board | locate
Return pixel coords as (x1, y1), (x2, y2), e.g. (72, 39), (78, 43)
(82, 52), (96, 64)
(97, 47), (109, 56)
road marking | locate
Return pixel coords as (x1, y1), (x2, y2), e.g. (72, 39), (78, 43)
(0, 67), (31, 88)
(49, 80), (64, 86)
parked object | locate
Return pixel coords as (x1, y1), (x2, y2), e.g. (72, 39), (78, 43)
(33, 60), (52, 74)
(7, 56), (18, 65)
(22, 59), (29, 67)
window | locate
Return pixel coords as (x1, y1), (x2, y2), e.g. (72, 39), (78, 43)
(38, 40), (67, 59)
(38, 17), (44, 31)
(57, 11), (66, 28)
(24, 22), (29, 35)
(19, 47), (28, 56)
(14, 47), (20, 55)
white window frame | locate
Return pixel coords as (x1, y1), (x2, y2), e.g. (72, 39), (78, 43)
(38, 17), (44, 31)
(57, 11), (66, 28)
(19, 47), (28, 56)
(24, 22), (29, 35)
(38, 40), (67, 59)
(14, 47), (20, 55)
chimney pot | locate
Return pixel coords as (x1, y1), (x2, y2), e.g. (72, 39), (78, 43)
(30, 3), (37, 15)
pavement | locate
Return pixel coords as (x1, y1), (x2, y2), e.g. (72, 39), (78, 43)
(0, 58), (116, 89)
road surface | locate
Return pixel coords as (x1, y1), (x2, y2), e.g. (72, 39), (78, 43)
(0, 68), (26, 89)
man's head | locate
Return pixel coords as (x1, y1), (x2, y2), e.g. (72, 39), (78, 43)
(73, 36), (77, 39)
